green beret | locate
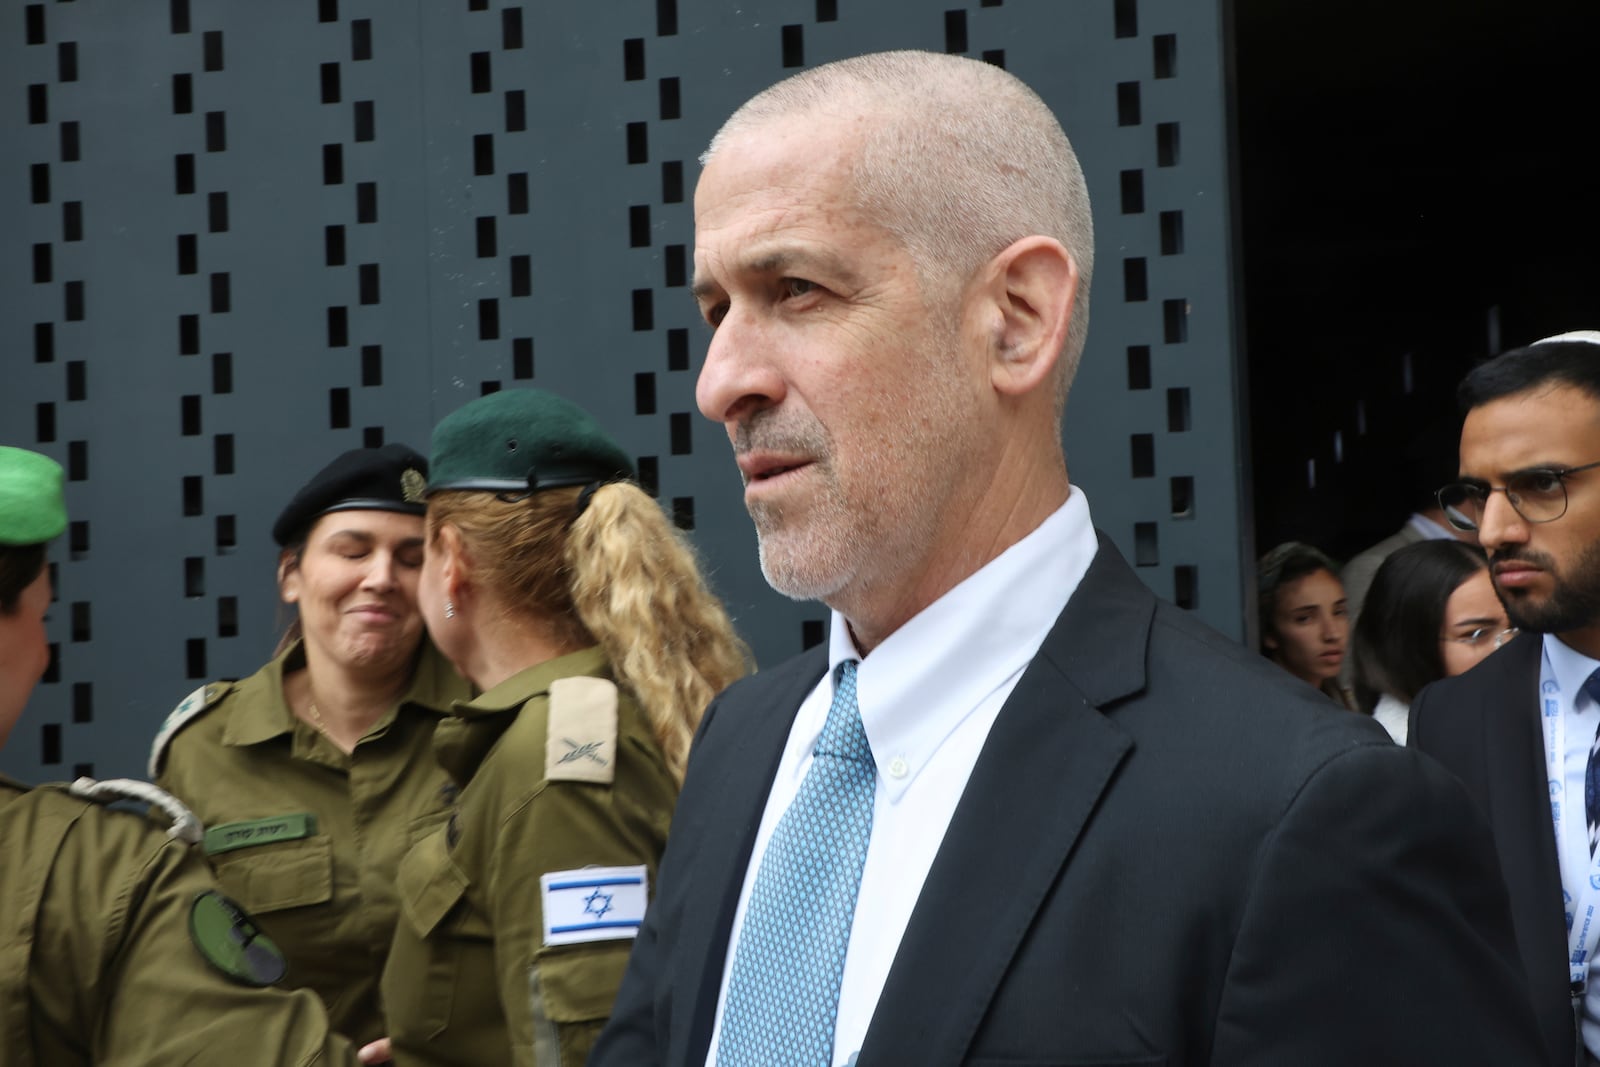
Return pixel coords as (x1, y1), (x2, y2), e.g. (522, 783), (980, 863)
(429, 389), (634, 496)
(272, 443), (429, 546)
(0, 446), (67, 546)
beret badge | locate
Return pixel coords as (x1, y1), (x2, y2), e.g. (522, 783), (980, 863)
(401, 468), (428, 504)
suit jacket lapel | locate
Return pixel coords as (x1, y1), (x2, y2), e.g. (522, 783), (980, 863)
(860, 535), (1148, 1067)
(672, 648), (829, 1067)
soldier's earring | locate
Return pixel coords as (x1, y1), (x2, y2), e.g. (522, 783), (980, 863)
(444, 599), (456, 619)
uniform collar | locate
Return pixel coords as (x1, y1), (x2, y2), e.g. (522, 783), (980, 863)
(449, 646), (611, 720)
(221, 637), (464, 747)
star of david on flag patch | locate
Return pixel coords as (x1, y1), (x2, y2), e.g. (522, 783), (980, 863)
(540, 864), (649, 946)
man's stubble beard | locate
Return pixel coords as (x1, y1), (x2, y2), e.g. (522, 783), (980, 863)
(1494, 541), (1600, 634)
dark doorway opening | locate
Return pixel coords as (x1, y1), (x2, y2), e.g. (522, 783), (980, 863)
(1235, 0), (1600, 564)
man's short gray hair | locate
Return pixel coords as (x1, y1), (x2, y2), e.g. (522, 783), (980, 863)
(704, 50), (1095, 396)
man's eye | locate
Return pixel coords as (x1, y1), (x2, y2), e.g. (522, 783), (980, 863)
(1517, 472), (1565, 496)
(781, 278), (817, 299)
(703, 302), (728, 328)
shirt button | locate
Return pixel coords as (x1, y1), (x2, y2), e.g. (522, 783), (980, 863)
(887, 756), (909, 779)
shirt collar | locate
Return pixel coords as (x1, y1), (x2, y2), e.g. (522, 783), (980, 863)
(449, 646), (611, 719)
(1407, 512), (1456, 541)
(222, 638), (465, 747)
(828, 488), (1098, 801)
(1545, 633), (1600, 712)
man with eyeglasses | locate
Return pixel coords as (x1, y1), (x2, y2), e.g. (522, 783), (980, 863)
(1413, 330), (1600, 1067)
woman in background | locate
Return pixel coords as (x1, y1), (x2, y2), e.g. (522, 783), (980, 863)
(1257, 541), (1354, 708)
(1351, 539), (1511, 742)
(153, 444), (471, 1046)
(374, 388), (749, 1067)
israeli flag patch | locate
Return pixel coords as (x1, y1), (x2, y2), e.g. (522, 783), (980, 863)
(540, 864), (649, 946)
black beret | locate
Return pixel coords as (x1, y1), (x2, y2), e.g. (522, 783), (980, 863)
(271, 443), (429, 547)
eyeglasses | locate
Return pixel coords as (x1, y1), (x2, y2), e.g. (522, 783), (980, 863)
(1436, 459), (1600, 532)
(1441, 626), (1519, 650)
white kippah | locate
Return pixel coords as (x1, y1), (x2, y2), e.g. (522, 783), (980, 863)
(1536, 330), (1600, 346)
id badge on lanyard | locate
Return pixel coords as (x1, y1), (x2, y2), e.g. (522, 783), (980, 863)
(1542, 648), (1600, 1002)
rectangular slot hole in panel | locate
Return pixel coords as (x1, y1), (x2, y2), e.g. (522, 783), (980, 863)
(817, 0), (838, 21)
(63, 280), (83, 321)
(31, 163), (49, 204)
(664, 245), (686, 287)
(214, 433), (234, 475)
(177, 233), (198, 274)
(1127, 344), (1152, 391)
(25, 5), (44, 45)
(1173, 564), (1198, 609)
(1134, 522), (1159, 567)
(183, 475), (203, 516)
(1130, 433), (1155, 478)
(218, 596), (238, 637)
(1117, 81), (1141, 126)
(33, 243), (51, 284)
(470, 51), (492, 93)
(507, 173), (529, 213)
(212, 352), (232, 393)
(35, 323), (54, 363)
(67, 441), (86, 481)
(329, 387), (351, 429)
(327, 306), (348, 347)
(773, 19), (803, 63)
(1114, 0), (1137, 38)
(1157, 122), (1180, 166)
(181, 394), (201, 436)
(670, 412), (692, 454)
(667, 328), (689, 371)
(43, 640), (58, 685)
(187, 638), (207, 679)
(172, 74), (192, 115)
(180, 314), (200, 355)
(632, 289), (654, 331)
(661, 161), (683, 203)
(66, 361), (86, 402)
(73, 682), (92, 723)
(1120, 169), (1144, 214)
(479, 299), (500, 340)
(325, 225), (346, 265)
(1163, 298), (1188, 343)
(69, 520), (89, 557)
(1154, 33), (1177, 78)
(505, 90), (526, 132)
(36, 402), (55, 443)
(659, 77), (680, 120)
(184, 556), (204, 597)
(356, 181), (377, 222)
(42, 723), (61, 766)
(1123, 257), (1147, 302)
(210, 272), (230, 313)
(215, 514), (236, 553)
(635, 372), (657, 415)
(205, 111), (226, 152)
(175, 154), (195, 194)
(981, 49), (1006, 68)
(352, 19), (372, 60)
(637, 456), (659, 497)
(1167, 386), (1191, 432)
(318, 0), (337, 21)
(943, 10), (966, 54)
(203, 30), (223, 71)
(1159, 209), (1184, 255)
(513, 337), (533, 379)
(171, 0), (192, 31)
(208, 191), (229, 232)
(474, 133), (495, 175)
(502, 9), (523, 49)
(1170, 475), (1194, 518)
(624, 38), (644, 80)
(629, 205), (650, 247)
(70, 601), (89, 642)
(321, 62), (341, 103)
(359, 263), (380, 304)
(63, 201), (82, 241)
(510, 255), (530, 297)
(363, 427), (384, 449)
(362, 345), (383, 386)
(626, 122), (648, 164)
(476, 216), (497, 257)
(323, 144), (344, 184)
(671, 496), (695, 530)
(353, 100), (374, 141)
(657, 0), (677, 36)
(60, 122), (80, 163)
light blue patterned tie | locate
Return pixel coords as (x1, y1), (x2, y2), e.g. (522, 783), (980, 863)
(717, 660), (875, 1067)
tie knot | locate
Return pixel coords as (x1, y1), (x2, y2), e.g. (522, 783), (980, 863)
(817, 660), (871, 764)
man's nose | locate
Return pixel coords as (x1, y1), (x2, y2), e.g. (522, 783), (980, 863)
(696, 313), (786, 426)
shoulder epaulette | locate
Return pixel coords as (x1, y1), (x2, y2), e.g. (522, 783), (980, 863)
(545, 676), (619, 785)
(65, 776), (203, 844)
(148, 681), (233, 778)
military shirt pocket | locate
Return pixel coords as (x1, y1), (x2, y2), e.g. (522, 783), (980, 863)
(390, 825), (495, 1043)
(211, 835), (333, 913)
(530, 941), (634, 1066)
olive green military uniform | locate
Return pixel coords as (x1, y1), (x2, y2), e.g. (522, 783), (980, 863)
(382, 647), (678, 1067)
(152, 638), (471, 1045)
(0, 774), (357, 1066)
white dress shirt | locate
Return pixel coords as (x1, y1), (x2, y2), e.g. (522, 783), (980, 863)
(1543, 634), (1600, 1058)
(704, 489), (1100, 1067)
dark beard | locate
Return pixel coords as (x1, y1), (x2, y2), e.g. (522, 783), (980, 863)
(1493, 542), (1600, 633)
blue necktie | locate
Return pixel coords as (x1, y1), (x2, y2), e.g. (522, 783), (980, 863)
(717, 660), (875, 1067)
(1584, 671), (1600, 856)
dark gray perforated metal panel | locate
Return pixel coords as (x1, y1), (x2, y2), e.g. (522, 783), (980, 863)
(1, 0), (1243, 783)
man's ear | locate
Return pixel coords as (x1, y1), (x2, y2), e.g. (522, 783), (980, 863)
(980, 236), (1079, 398)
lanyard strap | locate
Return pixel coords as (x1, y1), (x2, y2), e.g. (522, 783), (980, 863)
(1542, 647), (1600, 1000)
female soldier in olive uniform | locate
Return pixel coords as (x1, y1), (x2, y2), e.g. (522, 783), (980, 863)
(371, 390), (749, 1067)
(152, 445), (472, 1046)
(0, 444), (359, 1066)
